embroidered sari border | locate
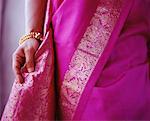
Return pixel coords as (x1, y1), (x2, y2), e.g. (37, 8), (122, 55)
(59, 0), (123, 119)
(73, 0), (134, 119)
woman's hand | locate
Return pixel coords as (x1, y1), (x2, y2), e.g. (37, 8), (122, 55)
(13, 0), (47, 83)
(12, 39), (40, 83)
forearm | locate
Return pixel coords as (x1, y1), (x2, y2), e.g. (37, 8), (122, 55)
(25, 0), (47, 34)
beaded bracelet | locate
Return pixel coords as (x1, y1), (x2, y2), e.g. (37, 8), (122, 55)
(19, 32), (43, 45)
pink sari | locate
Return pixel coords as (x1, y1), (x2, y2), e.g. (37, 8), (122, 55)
(52, 0), (150, 120)
(1, 0), (150, 120)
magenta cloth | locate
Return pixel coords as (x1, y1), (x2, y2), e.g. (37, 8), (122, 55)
(81, 0), (150, 120)
(1, 0), (150, 120)
(51, 0), (150, 120)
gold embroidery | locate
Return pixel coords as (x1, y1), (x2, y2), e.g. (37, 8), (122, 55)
(60, 0), (123, 119)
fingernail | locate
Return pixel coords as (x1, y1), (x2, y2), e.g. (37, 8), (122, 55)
(28, 67), (34, 72)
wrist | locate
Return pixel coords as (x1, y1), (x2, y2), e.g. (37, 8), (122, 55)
(19, 32), (43, 45)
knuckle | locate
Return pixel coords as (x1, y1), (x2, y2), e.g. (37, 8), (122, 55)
(24, 47), (34, 54)
(12, 47), (22, 58)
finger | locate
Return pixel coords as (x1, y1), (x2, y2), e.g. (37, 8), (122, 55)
(12, 51), (25, 83)
(24, 47), (35, 73)
(12, 55), (24, 83)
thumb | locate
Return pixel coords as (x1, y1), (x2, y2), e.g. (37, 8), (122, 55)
(24, 48), (35, 73)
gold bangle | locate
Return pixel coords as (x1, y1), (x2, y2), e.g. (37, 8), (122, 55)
(19, 32), (43, 45)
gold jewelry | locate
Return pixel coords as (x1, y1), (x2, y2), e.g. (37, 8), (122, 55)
(19, 32), (43, 45)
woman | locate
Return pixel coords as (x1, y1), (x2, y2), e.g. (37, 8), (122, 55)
(2, 0), (150, 120)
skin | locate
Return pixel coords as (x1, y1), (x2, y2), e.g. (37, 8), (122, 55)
(12, 0), (47, 83)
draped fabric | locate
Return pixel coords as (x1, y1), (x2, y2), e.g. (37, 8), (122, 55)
(51, 0), (150, 120)
(1, 0), (150, 120)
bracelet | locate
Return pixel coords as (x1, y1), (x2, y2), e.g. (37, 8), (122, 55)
(19, 32), (43, 45)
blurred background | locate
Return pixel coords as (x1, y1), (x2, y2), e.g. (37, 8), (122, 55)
(0, 0), (25, 116)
